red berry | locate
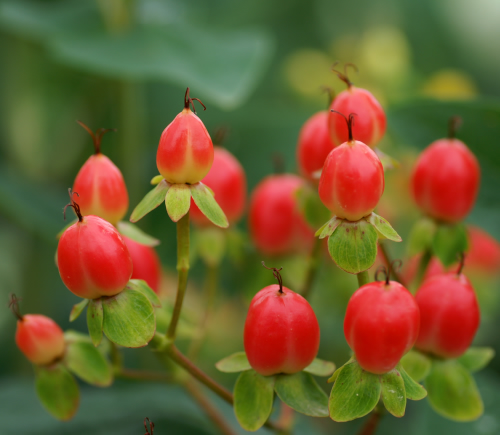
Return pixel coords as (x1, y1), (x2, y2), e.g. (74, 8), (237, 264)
(402, 255), (446, 285)
(156, 88), (213, 184)
(249, 174), (314, 256)
(190, 147), (246, 226)
(244, 267), (320, 376)
(16, 314), (65, 365)
(73, 122), (129, 226)
(58, 195), (133, 299)
(410, 137), (480, 223)
(122, 235), (162, 294)
(415, 273), (480, 358)
(319, 114), (384, 221)
(296, 111), (336, 182)
(344, 280), (420, 374)
(465, 225), (500, 276)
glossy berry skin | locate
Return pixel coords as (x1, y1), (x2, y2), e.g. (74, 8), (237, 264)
(249, 174), (314, 256)
(344, 281), (420, 374)
(122, 235), (162, 294)
(73, 153), (129, 226)
(297, 111), (336, 182)
(318, 140), (384, 221)
(16, 315), (65, 365)
(410, 139), (480, 223)
(156, 108), (214, 184)
(415, 273), (480, 358)
(58, 215), (133, 299)
(190, 147), (246, 226)
(328, 87), (386, 148)
(244, 284), (320, 376)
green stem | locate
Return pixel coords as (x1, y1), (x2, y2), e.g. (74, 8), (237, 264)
(167, 212), (190, 341)
(414, 250), (432, 291)
(116, 368), (173, 383)
(301, 237), (323, 300)
(357, 270), (370, 287)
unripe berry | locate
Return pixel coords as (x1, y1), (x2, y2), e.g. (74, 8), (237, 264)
(156, 88), (213, 184)
(344, 279), (420, 374)
(190, 147), (246, 226)
(319, 113), (384, 221)
(249, 174), (314, 256)
(73, 122), (129, 226)
(244, 266), (320, 376)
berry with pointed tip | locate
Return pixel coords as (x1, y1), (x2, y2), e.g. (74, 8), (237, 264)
(72, 122), (129, 226)
(190, 147), (246, 226)
(156, 88), (214, 184)
(344, 279), (420, 374)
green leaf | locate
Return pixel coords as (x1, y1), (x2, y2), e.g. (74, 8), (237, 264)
(116, 221), (160, 247)
(426, 359), (483, 421)
(102, 289), (156, 348)
(69, 299), (88, 322)
(190, 182), (229, 228)
(64, 340), (113, 387)
(150, 175), (164, 185)
(215, 352), (251, 373)
(234, 370), (275, 431)
(296, 185), (331, 229)
(125, 279), (161, 308)
(407, 217), (437, 256)
(315, 216), (342, 239)
(87, 298), (103, 347)
(458, 347), (495, 373)
(432, 222), (468, 267)
(397, 363), (427, 401)
(380, 369), (406, 417)
(329, 360), (381, 422)
(366, 213), (402, 242)
(400, 349), (432, 382)
(194, 227), (227, 266)
(327, 219), (378, 274)
(35, 364), (79, 421)
(165, 183), (191, 223)
(375, 148), (400, 171)
(275, 372), (329, 417)
(130, 180), (170, 223)
(304, 358), (336, 377)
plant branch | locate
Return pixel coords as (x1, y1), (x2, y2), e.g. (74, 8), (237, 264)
(357, 408), (382, 435)
(378, 242), (406, 286)
(301, 237), (323, 300)
(357, 270), (370, 287)
(116, 368), (173, 383)
(413, 249), (432, 291)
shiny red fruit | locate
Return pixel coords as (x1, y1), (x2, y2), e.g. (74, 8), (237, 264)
(16, 314), (65, 365)
(466, 225), (500, 275)
(122, 235), (162, 294)
(156, 88), (213, 184)
(410, 138), (480, 223)
(73, 122), (129, 226)
(249, 174), (314, 256)
(190, 147), (246, 226)
(244, 275), (320, 376)
(344, 280), (420, 374)
(415, 273), (480, 358)
(296, 111), (336, 182)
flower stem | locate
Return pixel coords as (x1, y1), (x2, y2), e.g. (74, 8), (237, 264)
(116, 368), (173, 383)
(378, 241), (406, 286)
(357, 270), (370, 287)
(301, 237), (323, 301)
(167, 212), (190, 341)
(357, 408), (382, 435)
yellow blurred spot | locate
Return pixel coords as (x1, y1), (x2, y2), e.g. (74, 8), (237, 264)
(422, 69), (478, 100)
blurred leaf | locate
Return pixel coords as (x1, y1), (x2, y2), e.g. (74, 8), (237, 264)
(398, 363), (427, 401)
(102, 289), (156, 348)
(35, 363), (80, 421)
(303, 358), (336, 377)
(150, 175), (163, 185)
(87, 298), (103, 347)
(190, 182), (229, 228)
(380, 369), (406, 417)
(64, 340), (113, 387)
(376, 148), (400, 171)
(296, 185), (331, 230)
(130, 180), (170, 223)
(69, 299), (89, 322)
(234, 370), (275, 431)
(432, 222), (468, 267)
(165, 183), (191, 223)
(215, 352), (251, 373)
(194, 227), (227, 267)
(407, 217), (437, 256)
(400, 349), (432, 382)
(458, 347), (495, 373)
(274, 372), (329, 417)
(315, 216), (341, 240)
(117, 221), (160, 247)
(126, 279), (161, 308)
(367, 213), (402, 242)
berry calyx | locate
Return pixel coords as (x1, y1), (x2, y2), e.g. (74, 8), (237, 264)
(318, 112), (384, 221)
(410, 118), (480, 223)
(243, 264), (320, 376)
(73, 121), (129, 226)
(156, 88), (214, 184)
(344, 276), (420, 374)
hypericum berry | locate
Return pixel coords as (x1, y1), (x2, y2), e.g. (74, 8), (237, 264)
(57, 190), (133, 300)
(465, 225), (500, 276)
(328, 64), (386, 148)
(156, 88), (213, 184)
(72, 122), (129, 226)
(410, 117), (480, 223)
(190, 146), (246, 226)
(122, 235), (161, 294)
(10, 295), (65, 365)
(249, 174), (314, 256)
(415, 265), (480, 358)
(244, 264), (320, 376)
(319, 113), (384, 221)
(344, 272), (420, 374)
(296, 111), (336, 182)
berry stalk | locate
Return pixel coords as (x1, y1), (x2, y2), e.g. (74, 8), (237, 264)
(357, 270), (370, 287)
(413, 249), (432, 291)
(300, 237), (323, 300)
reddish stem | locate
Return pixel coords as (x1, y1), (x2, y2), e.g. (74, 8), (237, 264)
(77, 120), (116, 154)
(262, 261), (284, 293)
(358, 410), (382, 435)
(184, 87), (206, 113)
(457, 252), (466, 275)
(448, 116), (462, 140)
(330, 111), (356, 142)
(63, 188), (83, 222)
(331, 62), (358, 88)
(8, 293), (23, 321)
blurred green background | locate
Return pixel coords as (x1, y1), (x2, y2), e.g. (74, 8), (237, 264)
(1, 0), (500, 434)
